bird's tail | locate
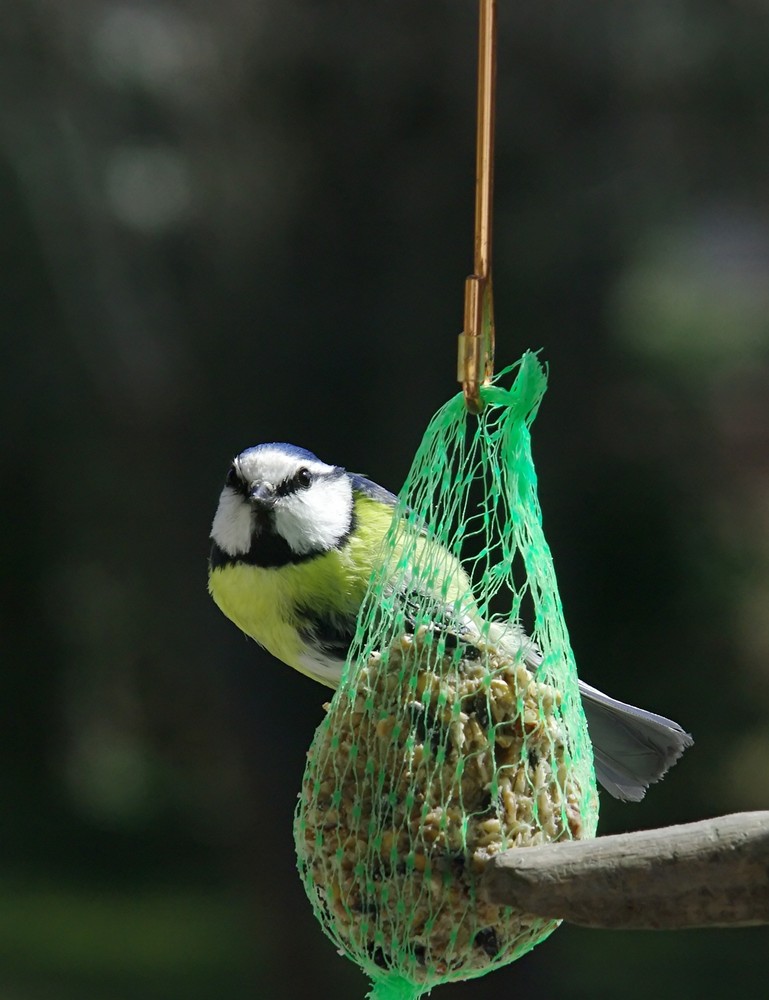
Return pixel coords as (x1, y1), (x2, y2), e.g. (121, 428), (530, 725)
(577, 681), (693, 802)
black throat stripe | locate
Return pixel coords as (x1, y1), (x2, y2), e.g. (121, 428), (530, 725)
(209, 533), (317, 569)
(209, 506), (357, 570)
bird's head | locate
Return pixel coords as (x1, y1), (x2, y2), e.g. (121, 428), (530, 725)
(210, 443), (354, 566)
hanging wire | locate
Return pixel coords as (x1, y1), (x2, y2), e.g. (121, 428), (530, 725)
(458, 0), (497, 414)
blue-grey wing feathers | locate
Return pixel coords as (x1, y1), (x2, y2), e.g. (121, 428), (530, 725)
(347, 473), (400, 507)
(345, 477), (693, 803)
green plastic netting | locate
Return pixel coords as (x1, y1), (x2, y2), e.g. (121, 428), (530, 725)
(294, 352), (599, 999)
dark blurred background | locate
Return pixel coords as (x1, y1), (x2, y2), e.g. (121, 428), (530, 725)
(2, 0), (769, 997)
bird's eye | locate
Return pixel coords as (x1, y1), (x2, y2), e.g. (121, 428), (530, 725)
(276, 466), (313, 498)
(295, 467), (312, 490)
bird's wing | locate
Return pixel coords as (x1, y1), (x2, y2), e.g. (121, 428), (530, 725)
(346, 479), (693, 801)
(578, 680), (693, 802)
(347, 473), (400, 507)
(485, 623), (693, 801)
(349, 473), (436, 543)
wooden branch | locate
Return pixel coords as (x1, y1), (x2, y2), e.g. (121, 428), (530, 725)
(480, 811), (769, 930)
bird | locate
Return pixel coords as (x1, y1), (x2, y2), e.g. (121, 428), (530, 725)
(208, 442), (692, 801)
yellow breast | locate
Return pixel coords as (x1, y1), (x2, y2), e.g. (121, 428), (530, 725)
(208, 495), (395, 682)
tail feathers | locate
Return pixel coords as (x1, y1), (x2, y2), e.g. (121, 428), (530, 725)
(578, 680), (693, 802)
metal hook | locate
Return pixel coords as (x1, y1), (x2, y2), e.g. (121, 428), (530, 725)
(458, 0), (497, 414)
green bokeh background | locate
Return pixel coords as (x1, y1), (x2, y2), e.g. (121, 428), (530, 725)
(2, 1), (768, 997)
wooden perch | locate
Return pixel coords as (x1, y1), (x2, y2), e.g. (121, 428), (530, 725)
(480, 811), (769, 930)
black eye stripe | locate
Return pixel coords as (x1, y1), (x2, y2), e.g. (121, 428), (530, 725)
(225, 465), (248, 497)
(276, 466), (313, 497)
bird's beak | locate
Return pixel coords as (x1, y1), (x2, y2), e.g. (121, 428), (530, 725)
(249, 483), (276, 509)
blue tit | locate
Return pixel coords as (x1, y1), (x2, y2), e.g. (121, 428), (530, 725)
(208, 442), (692, 801)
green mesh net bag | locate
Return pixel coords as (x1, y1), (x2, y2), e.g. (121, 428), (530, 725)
(294, 352), (600, 999)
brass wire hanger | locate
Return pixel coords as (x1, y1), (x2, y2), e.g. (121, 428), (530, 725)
(458, 0), (497, 414)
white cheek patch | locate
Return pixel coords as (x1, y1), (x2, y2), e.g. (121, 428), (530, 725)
(210, 487), (254, 556)
(274, 475), (353, 555)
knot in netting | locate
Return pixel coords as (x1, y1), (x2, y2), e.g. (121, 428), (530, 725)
(294, 353), (599, 997)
